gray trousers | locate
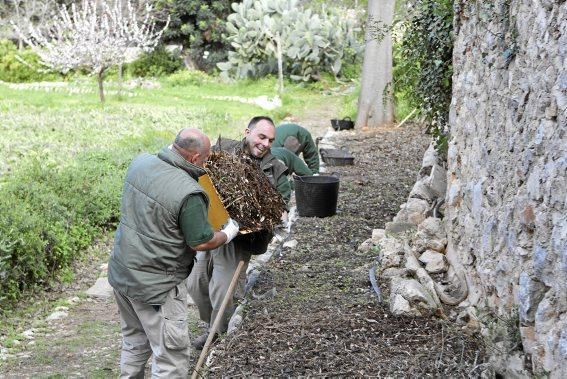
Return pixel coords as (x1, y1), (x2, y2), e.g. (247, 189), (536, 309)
(114, 283), (190, 378)
(186, 242), (250, 333)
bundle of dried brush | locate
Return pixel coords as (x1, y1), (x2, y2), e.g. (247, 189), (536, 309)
(205, 150), (286, 232)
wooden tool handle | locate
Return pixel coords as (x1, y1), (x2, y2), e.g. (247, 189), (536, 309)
(191, 259), (246, 379)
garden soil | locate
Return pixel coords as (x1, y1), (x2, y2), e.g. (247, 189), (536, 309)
(0, 101), (485, 377)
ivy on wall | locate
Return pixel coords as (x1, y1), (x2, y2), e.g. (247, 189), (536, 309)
(395, 0), (453, 156)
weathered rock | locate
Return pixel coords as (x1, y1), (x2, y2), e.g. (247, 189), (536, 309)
(417, 217), (446, 240)
(46, 311), (68, 322)
(420, 144), (438, 176)
(357, 238), (374, 254)
(86, 277), (114, 299)
(380, 267), (409, 279)
(424, 164), (447, 199)
(371, 228), (386, 244)
(425, 238), (447, 253)
(390, 278), (439, 315)
(379, 237), (405, 269)
(391, 294), (418, 316)
(419, 250), (448, 274)
(283, 239), (298, 249)
(409, 179), (437, 202)
(385, 222), (417, 236)
(518, 272), (548, 323)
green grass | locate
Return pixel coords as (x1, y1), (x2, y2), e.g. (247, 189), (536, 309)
(0, 75), (335, 174)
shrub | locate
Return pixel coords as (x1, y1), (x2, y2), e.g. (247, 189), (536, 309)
(0, 40), (60, 82)
(164, 69), (213, 87)
(153, 0), (235, 72)
(0, 131), (169, 311)
(128, 46), (185, 78)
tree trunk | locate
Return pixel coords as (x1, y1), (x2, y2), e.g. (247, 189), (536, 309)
(97, 68), (106, 102)
(276, 32), (284, 95)
(356, 0), (395, 129)
(118, 63), (123, 97)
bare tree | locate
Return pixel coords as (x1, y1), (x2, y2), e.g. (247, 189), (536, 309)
(13, 0), (168, 102)
(356, 0), (395, 129)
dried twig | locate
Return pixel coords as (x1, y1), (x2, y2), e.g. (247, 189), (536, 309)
(205, 150), (286, 231)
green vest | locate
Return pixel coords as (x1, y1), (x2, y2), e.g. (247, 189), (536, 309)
(108, 147), (208, 305)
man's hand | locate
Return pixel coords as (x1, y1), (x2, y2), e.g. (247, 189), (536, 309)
(221, 218), (240, 244)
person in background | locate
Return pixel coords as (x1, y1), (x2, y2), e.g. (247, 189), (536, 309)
(273, 123), (320, 174)
(271, 147), (312, 177)
(187, 116), (289, 350)
(271, 146), (313, 190)
(108, 128), (240, 377)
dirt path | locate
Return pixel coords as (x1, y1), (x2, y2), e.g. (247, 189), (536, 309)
(207, 124), (486, 376)
(0, 96), (484, 377)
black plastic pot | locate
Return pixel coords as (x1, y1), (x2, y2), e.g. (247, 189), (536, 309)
(319, 147), (355, 166)
(294, 175), (339, 218)
(330, 117), (354, 131)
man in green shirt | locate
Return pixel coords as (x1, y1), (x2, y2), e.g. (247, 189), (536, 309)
(271, 146), (313, 190)
(108, 128), (240, 377)
(187, 116), (290, 350)
(273, 123), (320, 174)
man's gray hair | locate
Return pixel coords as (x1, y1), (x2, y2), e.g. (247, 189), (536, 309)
(175, 131), (203, 152)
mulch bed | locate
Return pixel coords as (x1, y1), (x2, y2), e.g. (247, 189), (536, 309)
(206, 124), (486, 377)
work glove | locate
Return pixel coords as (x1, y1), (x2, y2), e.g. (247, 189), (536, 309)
(221, 218), (240, 244)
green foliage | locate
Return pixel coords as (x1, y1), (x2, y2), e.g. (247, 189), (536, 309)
(0, 132), (168, 310)
(164, 69), (213, 87)
(218, 0), (363, 82)
(0, 40), (60, 82)
(394, 0), (453, 156)
(153, 0), (236, 71)
(128, 46), (185, 77)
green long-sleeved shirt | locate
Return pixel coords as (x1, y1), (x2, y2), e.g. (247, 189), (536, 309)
(273, 123), (319, 174)
(271, 147), (312, 177)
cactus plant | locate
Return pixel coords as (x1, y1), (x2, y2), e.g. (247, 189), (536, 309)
(218, 0), (362, 85)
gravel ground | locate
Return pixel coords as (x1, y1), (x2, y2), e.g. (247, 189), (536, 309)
(205, 123), (486, 377)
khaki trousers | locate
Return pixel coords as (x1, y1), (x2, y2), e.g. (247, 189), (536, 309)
(186, 242), (250, 333)
(114, 283), (190, 378)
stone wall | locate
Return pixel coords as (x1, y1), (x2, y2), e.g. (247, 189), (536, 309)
(447, 0), (566, 375)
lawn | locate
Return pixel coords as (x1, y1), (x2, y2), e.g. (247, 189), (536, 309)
(0, 75), (334, 176)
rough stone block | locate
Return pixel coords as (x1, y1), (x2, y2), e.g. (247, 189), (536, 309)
(371, 228), (386, 244)
(86, 277), (114, 299)
(419, 250), (448, 274)
(518, 272), (548, 323)
(385, 222), (417, 236)
(425, 164), (447, 198)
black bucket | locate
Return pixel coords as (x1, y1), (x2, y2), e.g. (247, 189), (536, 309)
(330, 117), (354, 131)
(294, 175), (339, 217)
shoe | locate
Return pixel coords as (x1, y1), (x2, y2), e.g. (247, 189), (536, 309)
(191, 332), (218, 350)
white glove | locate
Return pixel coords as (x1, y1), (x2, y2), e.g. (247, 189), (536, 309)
(221, 218), (239, 244)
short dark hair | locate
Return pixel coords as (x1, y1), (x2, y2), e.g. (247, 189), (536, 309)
(247, 116), (275, 130)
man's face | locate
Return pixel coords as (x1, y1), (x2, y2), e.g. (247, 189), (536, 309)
(192, 139), (211, 167)
(244, 120), (275, 158)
